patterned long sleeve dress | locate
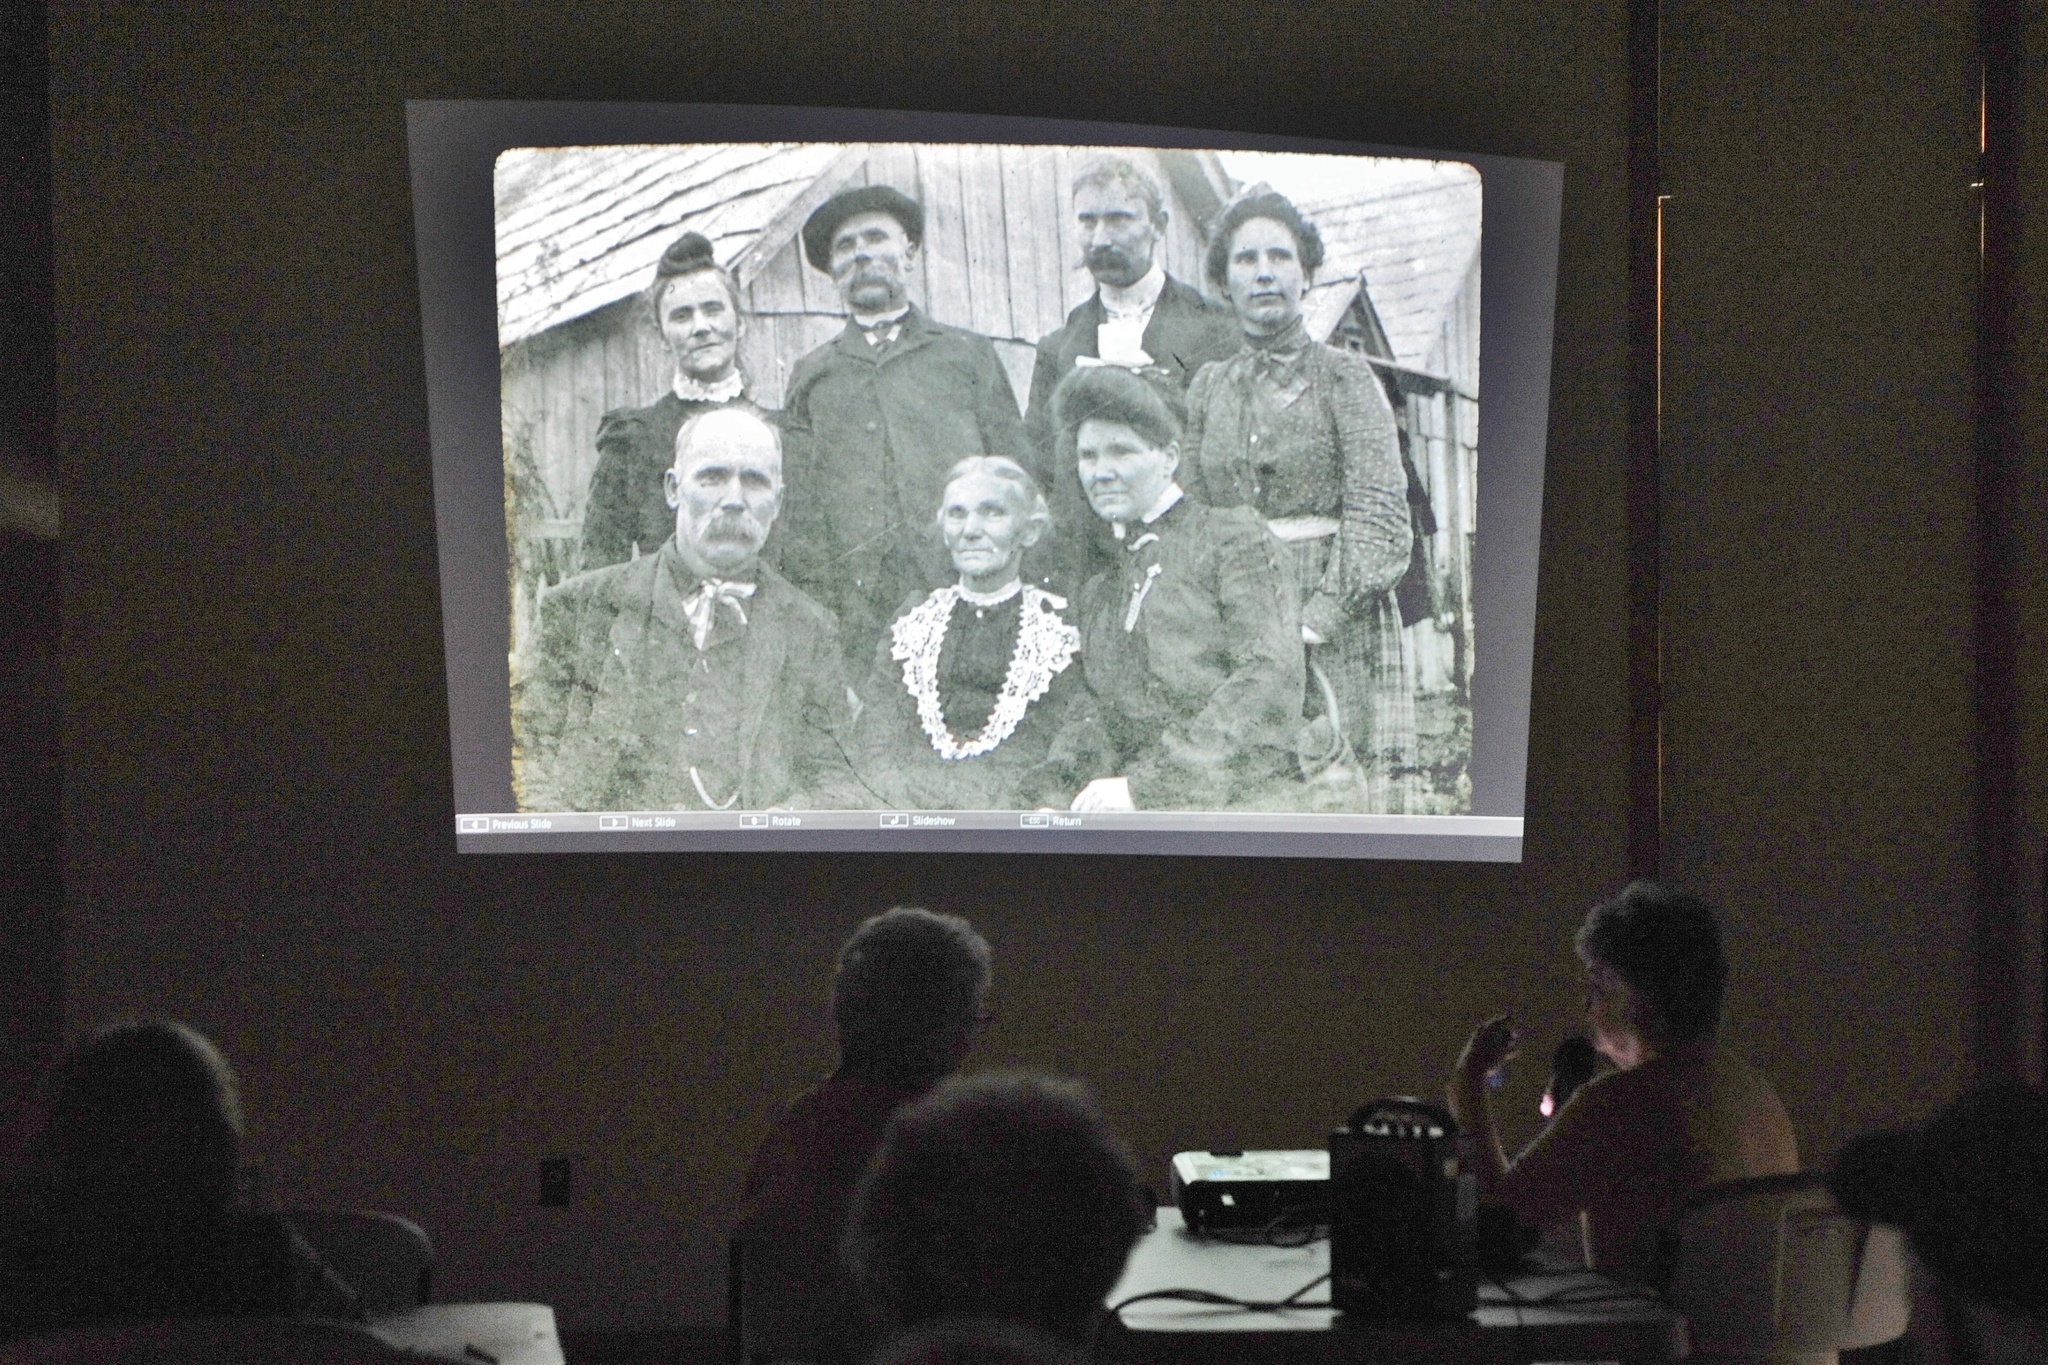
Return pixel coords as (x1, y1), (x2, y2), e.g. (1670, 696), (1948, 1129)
(1183, 319), (1421, 813)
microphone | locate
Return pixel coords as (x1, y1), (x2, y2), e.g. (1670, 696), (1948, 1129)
(1540, 1034), (1597, 1118)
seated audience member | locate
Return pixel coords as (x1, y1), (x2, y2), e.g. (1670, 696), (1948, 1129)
(1447, 881), (1799, 1283)
(738, 908), (994, 1363)
(842, 1072), (1150, 1348)
(0, 1019), (362, 1339)
(1829, 1084), (2048, 1365)
(867, 1316), (1085, 1365)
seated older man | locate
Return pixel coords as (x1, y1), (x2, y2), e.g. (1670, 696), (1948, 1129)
(737, 909), (994, 1365)
(515, 407), (852, 813)
(843, 1072), (1151, 1351)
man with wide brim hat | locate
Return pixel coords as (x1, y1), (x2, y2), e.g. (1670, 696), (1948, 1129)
(1829, 1083), (2048, 1360)
(580, 230), (770, 571)
(798, 185), (924, 275)
(776, 183), (1034, 670)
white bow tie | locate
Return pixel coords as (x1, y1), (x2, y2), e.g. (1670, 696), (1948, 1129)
(683, 578), (756, 650)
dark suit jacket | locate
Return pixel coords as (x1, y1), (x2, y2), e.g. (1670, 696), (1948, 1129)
(514, 546), (853, 811)
(777, 307), (1032, 666)
(579, 391), (771, 570)
(1023, 274), (1241, 464)
(1038, 497), (1306, 810)
(1022, 276), (1242, 588)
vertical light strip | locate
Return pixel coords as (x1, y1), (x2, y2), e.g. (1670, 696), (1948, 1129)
(1656, 189), (1667, 832)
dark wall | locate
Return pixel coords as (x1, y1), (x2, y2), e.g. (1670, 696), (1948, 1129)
(49, 0), (1983, 1330)
(1659, 6), (1982, 1130)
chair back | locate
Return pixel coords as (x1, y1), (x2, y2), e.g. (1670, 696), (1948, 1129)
(284, 1209), (435, 1317)
(0, 1317), (416, 1364)
(731, 1225), (858, 1365)
(1663, 1172), (1909, 1365)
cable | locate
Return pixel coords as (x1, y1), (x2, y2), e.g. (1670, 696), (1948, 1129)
(1110, 1271), (1332, 1316)
(1484, 1268), (1529, 1336)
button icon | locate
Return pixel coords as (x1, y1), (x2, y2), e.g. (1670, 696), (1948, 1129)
(740, 814), (769, 827)
(1019, 813), (1050, 828)
(598, 815), (629, 831)
(879, 813), (910, 828)
(458, 816), (491, 834)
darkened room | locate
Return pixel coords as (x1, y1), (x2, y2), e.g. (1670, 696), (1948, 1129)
(5, 2), (2046, 1361)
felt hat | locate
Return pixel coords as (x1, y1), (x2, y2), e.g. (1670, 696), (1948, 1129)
(801, 185), (923, 273)
(1827, 1083), (2048, 1321)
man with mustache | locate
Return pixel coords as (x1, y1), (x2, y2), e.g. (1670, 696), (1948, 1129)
(1023, 156), (1240, 583)
(579, 231), (769, 570)
(516, 408), (853, 813)
(777, 186), (1034, 669)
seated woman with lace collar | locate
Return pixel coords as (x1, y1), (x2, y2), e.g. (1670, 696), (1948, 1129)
(828, 456), (1084, 811)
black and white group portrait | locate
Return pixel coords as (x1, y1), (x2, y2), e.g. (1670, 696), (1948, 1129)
(496, 142), (1481, 816)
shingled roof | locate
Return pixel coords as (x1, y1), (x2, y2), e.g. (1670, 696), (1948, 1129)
(493, 142), (858, 347)
(1293, 161), (1482, 371)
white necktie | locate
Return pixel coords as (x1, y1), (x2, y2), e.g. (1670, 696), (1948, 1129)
(684, 578), (756, 651)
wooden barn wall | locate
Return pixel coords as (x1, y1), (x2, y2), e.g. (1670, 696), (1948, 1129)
(1395, 248), (1480, 694)
(502, 296), (671, 528)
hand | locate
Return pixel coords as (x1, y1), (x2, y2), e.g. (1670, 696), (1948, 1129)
(1302, 624), (1326, 645)
(1458, 1013), (1520, 1083)
(1071, 776), (1136, 812)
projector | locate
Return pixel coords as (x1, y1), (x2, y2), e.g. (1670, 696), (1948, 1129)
(1169, 1149), (1330, 1232)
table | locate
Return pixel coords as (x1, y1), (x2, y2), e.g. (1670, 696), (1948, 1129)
(372, 1304), (563, 1365)
(1103, 1210), (1687, 1364)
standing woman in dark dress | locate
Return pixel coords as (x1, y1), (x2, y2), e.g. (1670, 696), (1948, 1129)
(831, 457), (1083, 811)
(578, 231), (771, 569)
(1182, 189), (1421, 812)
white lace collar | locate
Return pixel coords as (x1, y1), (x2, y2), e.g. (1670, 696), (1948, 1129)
(672, 370), (745, 403)
(890, 585), (1080, 761)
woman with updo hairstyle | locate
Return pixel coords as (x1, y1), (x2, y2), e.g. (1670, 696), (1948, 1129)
(579, 230), (770, 570)
(0, 1019), (362, 1337)
(1183, 187), (1420, 812)
(821, 456), (1084, 811)
(1447, 883), (1799, 1284)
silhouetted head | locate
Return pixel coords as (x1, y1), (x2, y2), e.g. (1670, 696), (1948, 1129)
(844, 1072), (1149, 1343)
(27, 1019), (245, 1230)
(833, 908), (993, 1087)
(1575, 881), (1728, 1064)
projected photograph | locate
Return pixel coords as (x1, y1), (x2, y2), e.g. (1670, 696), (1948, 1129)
(492, 141), (1482, 820)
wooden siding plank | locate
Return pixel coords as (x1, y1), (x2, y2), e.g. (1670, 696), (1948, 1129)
(1000, 145), (1049, 346)
(747, 237), (812, 315)
(959, 144), (1016, 341)
(917, 144), (974, 329)
(990, 338), (1033, 418)
(1020, 145), (1069, 340)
